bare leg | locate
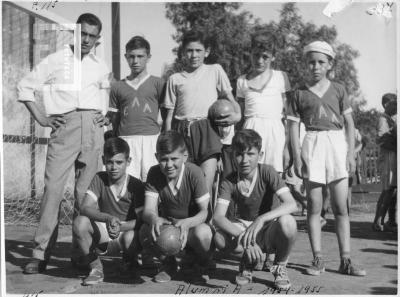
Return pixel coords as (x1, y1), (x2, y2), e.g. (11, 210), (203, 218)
(305, 180), (324, 258)
(328, 178), (350, 258)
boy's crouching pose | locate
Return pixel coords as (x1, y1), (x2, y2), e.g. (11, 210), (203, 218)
(73, 137), (145, 285)
(140, 131), (214, 283)
(213, 129), (297, 290)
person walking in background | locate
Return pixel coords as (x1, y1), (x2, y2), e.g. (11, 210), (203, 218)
(17, 13), (112, 274)
(372, 93), (397, 232)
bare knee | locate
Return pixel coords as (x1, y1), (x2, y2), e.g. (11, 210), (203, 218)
(277, 215), (297, 239)
(73, 215), (91, 237)
(214, 231), (226, 250)
(192, 224), (213, 242)
(120, 230), (135, 250)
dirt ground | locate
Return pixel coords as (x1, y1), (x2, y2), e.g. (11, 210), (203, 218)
(3, 188), (398, 295)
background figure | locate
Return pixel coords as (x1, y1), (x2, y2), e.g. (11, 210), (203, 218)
(18, 13), (112, 274)
(372, 93), (397, 232)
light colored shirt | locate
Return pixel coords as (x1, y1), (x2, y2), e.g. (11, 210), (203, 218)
(163, 64), (232, 120)
(237, 70), (290, 120)
(17, 46), (111, 115)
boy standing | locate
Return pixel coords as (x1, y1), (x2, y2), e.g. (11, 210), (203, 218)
(73, 137), (145, 285)
(140, 131), (214, 283)
(107, 36), (165, 181)
(213, 129), (298, 290)
(287, 41), (366, 276)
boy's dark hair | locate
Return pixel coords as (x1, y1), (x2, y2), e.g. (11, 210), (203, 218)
(251, 33), (277, 56)
(181, 30), (211, 49)
(125, 36), (151, 55)
(382, 93), (397, 107)
(156, 131), (187, 155)
(232, 129), (262, 153)
(77, 13), (102, 34)
(103, 137), (130, 159)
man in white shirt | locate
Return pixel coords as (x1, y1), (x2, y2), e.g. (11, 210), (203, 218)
(18, 13), (112, 274)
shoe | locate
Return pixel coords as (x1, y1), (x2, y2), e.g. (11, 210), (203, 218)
(192, 263), (210, 284)
(384, 222), (397, 233)
(320, 217), (327, 229)
(271, 264), (291, 291)
(23, 259), (47, 274)
(338, 258), (366, 277)
(235, 257), (253, 285)
(153, 258), (176, 283)
(305, 256), (325, 276)
(372, 222), (384, 232)
(82, 267), (104, 286)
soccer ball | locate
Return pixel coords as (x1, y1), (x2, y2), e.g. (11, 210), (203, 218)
(155, 225), (182, 256)
(208, 99), (235, 121)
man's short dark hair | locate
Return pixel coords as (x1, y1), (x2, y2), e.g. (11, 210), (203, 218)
(181, 30), (211, 49)
(232, 129), (262, 153)
(251, 33), (277, 56)
(77, 13), (102, 34)
(382, 93), (397, 107)
(125, 36), (151, 55)
(103, 137), (130, 159)
(156, 131), (187, 156)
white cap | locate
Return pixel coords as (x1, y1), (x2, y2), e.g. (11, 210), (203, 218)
(303, 41), (335, 59)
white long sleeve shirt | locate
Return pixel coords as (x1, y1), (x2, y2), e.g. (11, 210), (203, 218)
(17, 46), (111, 115)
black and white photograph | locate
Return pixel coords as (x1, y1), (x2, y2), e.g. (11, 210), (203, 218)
(1, 0), (398, 295)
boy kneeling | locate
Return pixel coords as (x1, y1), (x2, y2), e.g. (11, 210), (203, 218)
(213, 129), (297, 290)
(73, 137), (145, 285)
(140, 131), (214, 283)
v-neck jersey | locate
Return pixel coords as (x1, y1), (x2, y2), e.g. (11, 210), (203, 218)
(109, 75), (165, 136)
(236, 70), (290, 119)
(286, 81), (352, 131)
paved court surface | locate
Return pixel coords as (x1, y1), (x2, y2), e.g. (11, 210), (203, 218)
(3, 190), (398, 295)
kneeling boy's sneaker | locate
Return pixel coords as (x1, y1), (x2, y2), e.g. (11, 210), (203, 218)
(338, 258), (366, 277)
(154, 257), (176, 283)
(235, 256), (253, 285)
(271, 264), (291, 290)
(305, 256), (325, 276)
(82, 267), (104, 286)
(192, 262), (210, 284)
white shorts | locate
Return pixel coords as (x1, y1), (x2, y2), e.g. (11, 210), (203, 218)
(301, 130), (348, 184)
(243, 117), (285, 172)
(119, 134), (159, 182)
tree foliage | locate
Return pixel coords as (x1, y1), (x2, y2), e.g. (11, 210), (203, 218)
(165, 2), (360, 98)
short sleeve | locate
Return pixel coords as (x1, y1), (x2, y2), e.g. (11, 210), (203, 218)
(108, 82), (119, 113)
(162, 76), (177, 110)
(236, 76), (246, 99)
(215, 64), (233, 96)
(286, 90), (301, 123)
(190, 165), (210, 204)
(144, 166), (161, 200)
(263, 166), (290, 196)
(340, 85), (352, 115)
(217, 178), (234, 206)
(86, 173), (102, 202)
(157, 78), (167, 105)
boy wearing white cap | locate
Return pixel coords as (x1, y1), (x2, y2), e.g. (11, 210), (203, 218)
(286, 41), (366, 277)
